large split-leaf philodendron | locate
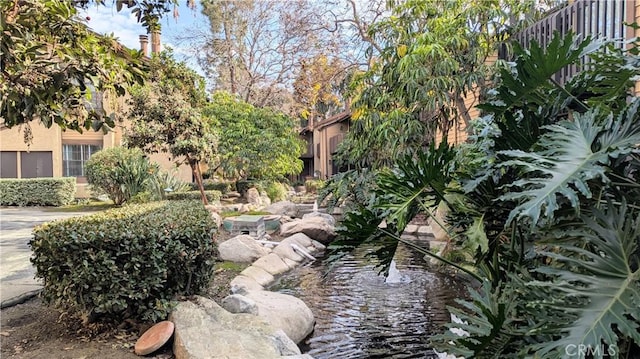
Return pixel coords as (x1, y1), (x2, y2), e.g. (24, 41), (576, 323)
(327, 31), (640, 358)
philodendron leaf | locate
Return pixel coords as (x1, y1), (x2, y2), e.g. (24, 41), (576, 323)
(464, 215), (489, 254)
(531, 203), (640, 358)
(500, 102), (640, 226)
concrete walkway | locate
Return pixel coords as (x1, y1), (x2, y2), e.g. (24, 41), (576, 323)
(0, 208), (90, 305)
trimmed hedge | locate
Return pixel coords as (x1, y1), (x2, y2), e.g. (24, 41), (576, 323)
(0, 178), (76, 206)
(167, 190), (221, 202)
(30, 201), (216, 323)
(190, 179), (232, 194)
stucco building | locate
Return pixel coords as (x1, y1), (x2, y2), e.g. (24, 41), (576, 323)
(0, 32), (192, 198)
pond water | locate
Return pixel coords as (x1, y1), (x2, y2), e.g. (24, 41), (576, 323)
(270, 239), (468, 359)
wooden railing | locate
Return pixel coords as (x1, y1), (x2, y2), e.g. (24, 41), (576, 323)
(509, 0), (635, 84)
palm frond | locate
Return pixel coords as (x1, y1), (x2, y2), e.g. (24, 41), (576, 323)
(531, 202), (640, 358)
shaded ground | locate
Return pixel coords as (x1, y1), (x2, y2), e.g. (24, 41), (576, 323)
(0, 259), (244, 359)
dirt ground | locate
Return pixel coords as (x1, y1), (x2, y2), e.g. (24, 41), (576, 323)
(0, 258), (245, 359)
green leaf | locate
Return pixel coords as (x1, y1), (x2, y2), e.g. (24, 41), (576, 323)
(531, 202), (640, 358)
(499, 102), (640, 226)
(465, 215), (489, 254)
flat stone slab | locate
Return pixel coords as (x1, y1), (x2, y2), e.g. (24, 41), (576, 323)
(135, 320), (175, 356)
(240, 265), (276, 287)
(416, 225), (434, 236)
(253, 253), (292, 276)
(404, 224), (419, 234)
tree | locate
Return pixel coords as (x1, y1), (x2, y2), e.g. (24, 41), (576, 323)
(125, 50), (216, 205)
(1, 0), (145, 140)
(204, 91), (304, 181)
(1, 0), (195, 140)
(193, 0), (339, 115)
(335, 0), (546, 169)
(292, 54), (349, 123)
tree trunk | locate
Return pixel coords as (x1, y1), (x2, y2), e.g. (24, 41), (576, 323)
(191, 160), (208, 205)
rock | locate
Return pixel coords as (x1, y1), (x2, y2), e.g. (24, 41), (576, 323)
(283, 233), (313, 247)
(301, 211), (335, 226)
(280, 217), (336, 244)
(404, 224), (418, 234)
(265, 201), (299, 217)
(272, 238), (306, 263)
(170, 296), (301, 359)
(210, 212), (223, 229)
(205, 203), (223, 213)
(230, 275), (264, 293)
(260, 193), (272, 206)
(252, 253), (292, 276)
(240, 265), (275, 287)
(221, 294), (259, 315)
(429, 203), (450, 242)
(134, 320), (174, 356)
(243, 290), (315, 344)
(309, 240), (326, 251)
(417, 225), (434, 237)
(225, 191), (242, 198)
(218, 235), (270, 263)
(246, 188), (262, 206)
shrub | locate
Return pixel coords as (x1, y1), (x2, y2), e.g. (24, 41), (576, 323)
(30, 201), (216, 323)
(149, 169), (190, 200)
(265, 181), (287, 202)
(0, 178), (76, 206)
(85, 147), (158, 205)
(190, 179), (232, 193)
(305, 179), (325, 193)
(166, 190), (222, 202)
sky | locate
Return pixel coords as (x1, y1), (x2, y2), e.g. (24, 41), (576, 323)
(78, 2), (209, 75)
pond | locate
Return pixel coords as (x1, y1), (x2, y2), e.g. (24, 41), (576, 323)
(270, 239), (468, 359)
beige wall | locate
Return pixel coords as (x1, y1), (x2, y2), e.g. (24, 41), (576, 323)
(0, 122), (62, 177)
(1, 118), (193, 197)
(312, 119), (348, 178)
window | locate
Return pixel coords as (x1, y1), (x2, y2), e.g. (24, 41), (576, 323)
(62, 144), (101, 177)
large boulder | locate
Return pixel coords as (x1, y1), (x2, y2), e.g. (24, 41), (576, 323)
(265, 201), (299, 218)
(243, 290), (315, 344)
(218, 235), (270, 263)
(280, 217), (336, 244)
(246, 188), (262, 206)
(221, 294), (259, 315)
(301, 211), (336, 226)
(170, 296), (302, 359)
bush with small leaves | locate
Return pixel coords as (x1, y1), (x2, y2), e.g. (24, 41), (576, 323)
(0, 178), (76, 206)
(30, 201), (217, 324)
(85, 147), (158, 205)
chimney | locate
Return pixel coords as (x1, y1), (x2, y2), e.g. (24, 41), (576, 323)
(150, 30), (161, 54)
(139, 34), (149, 57)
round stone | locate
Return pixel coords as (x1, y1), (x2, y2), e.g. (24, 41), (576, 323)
(134, 320), (175, 356)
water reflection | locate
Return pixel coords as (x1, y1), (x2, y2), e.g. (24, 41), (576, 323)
(270, 241), (467, 359)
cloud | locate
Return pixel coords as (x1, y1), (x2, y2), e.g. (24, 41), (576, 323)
(78, 5), (145, 51)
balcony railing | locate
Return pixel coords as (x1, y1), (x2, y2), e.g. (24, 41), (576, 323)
(509, 0), (634, 85)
